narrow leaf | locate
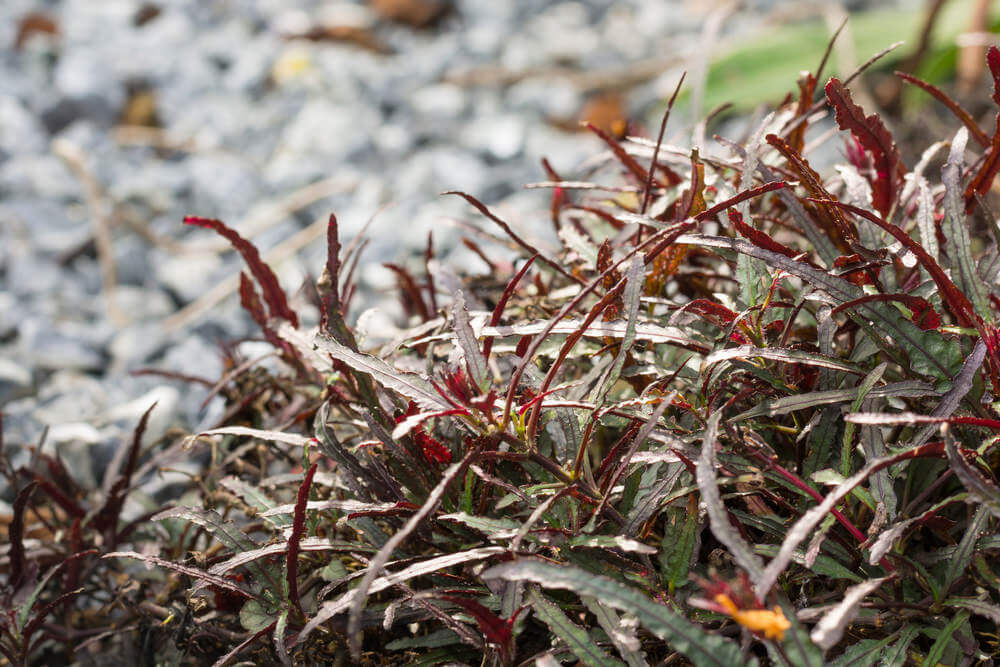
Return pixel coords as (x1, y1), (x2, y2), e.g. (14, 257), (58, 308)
(592, 256), (644, 403)
(454, 290), (490, 393)
(810, 577), (889, 650)
(483, 559), (752, 667)
(196, 426), (311, 448)
(943, 127), (992, 321)
(477, 319), (705, 350)
(896, 71), (990, 147)
(915, 177), (939, 265)
(287, 462), (317, 615)
(345, 448), (480, 659)
(824, 79), (903, 216)
(704, 345), (863, 376)
(274, 609), (291, 667)
(103, 551), (255, 599)
(582, 597), (648, 667)
(312, 331), (451, 410)
(697, 413), (765, 581)
(945, 425), (1000, 518)
(481, 255), (537, 360)
(923, 610), (969, 667)
(528, 588), (624, 667)
(438, 512), (520, 538)
(943, 505), (989, 595)
(657, 495), (701, 593)
(566, 535), (658, 554)
(9, 481), (36, 589)
(730, 381), (934, 421)
(296, 546), (504, 644)
(911, 339), (988, 448)
(882, 625), (920, 667)
(964, 47), (1000, 212)
(313, 405), (381, 502)
(209, 537), (355, 576)
(184, 216), (297, 326)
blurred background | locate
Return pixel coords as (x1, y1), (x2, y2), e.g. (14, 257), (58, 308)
(1, 0), (996, 484)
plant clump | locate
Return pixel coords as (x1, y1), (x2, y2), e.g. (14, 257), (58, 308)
(7, 38), (1000, 667)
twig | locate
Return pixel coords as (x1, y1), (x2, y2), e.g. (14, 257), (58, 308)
(51, 138), (127, 326)
(443, 54), (683, 93)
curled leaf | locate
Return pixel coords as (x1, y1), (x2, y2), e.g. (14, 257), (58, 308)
(824, 79), (904, 216)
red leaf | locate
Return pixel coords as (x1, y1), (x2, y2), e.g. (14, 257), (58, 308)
(694, 181), (786, 222)
(766, 133), (855, 247)
(445, 191), (582, 285)
(238, 271), (269, 329)
(641, 71), (686, 214)
(417, 431), (452, 463)
(568, 205), (627, 230)
(896, 71), (989, 148)
(93, 402), (156, 544)
(9, 481), (37, 589)
(964, 46), (1000, 213)
(184, 216), (298, 326)
(384, 262), (431, 322)
(541, 157), (567, 230)
(239, 273), (300, 362)
(680, 299), (738, 328)
(728, 210), (805, 262)
(287, 462), (317, 615)
(514, 335), (532, 358)
(586, 122), (666, 189)
(833, 253), (881, 287)
(437, 595), (515, 651)
(23, 470), (85, 519)
(319, 213), (356, 344)
(787, 71), (817, 154)
(424, 232), (438, 315)
(396, 402), (454, 463)
(824, 78), (905, 216)
(482, 256), (537, 360)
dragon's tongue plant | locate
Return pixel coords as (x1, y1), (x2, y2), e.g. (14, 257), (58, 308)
(12, 37), (1000, 667)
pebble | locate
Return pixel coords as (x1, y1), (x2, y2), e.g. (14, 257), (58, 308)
(0, 358), (33, 404)
(0, 96), (47, 155)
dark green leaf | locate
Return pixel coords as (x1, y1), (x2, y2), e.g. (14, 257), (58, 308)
(528, 588), (624, 667)
(923, 610), (969, 667)
(483, 559), (752, 667)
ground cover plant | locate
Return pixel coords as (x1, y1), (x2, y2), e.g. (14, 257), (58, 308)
(6, 30), (1000, 667)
